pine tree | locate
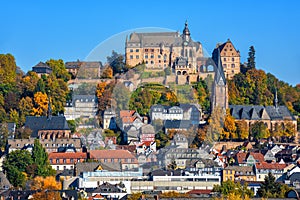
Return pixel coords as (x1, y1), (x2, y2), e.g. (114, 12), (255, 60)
(247, 46), (256, 69)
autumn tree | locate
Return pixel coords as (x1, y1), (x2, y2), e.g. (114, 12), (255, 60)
(235, 120), (249, 140)
(101, 66), (113, 79)
(46, 59), (70, 81)
(32, 92), (48, 116)
(31, 176), (62, 200)
(112, 82), (131, 111)
(222, 109), (237, 140)
(19, 97), (34, 124)
(0, 54), (17, 94)
(213, 180), (253, 199)
(206, 106), (225, 144)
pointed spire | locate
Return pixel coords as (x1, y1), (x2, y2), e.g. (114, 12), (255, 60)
(275, 88), (278, 109)
(47, 95), (52, 120)
(183, 20), (190, 41)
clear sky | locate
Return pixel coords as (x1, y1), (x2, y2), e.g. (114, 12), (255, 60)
(1, 1), (299, 86)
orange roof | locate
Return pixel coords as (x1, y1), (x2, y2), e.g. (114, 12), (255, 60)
(122, 116), (136, 123)
(90, 149), (136, 159)
(236, 152), (264, 164)
(256, 162), (287, 169)
(48, 152), (87, 159)
(119, 110), (135, 118)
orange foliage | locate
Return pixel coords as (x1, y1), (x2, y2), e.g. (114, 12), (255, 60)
(96, 82), (107, 99)
(31, 176), (61, 200)
(32, 92), (48, 116)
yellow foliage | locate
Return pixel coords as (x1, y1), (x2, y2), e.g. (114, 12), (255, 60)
(96, 82), (107, 99)
(31, 176), (62, 200)
(32, 92), (48, 116)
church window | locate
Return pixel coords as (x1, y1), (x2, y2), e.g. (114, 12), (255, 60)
(136, 49), (139, 52)
(130, 55), (133, 59)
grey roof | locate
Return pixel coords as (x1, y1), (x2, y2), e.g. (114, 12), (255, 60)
(0, 172), (11, 189)
(126, 30), (201, 49)
(164, 120), (192, 129)
(229, 105), (295, 121)
(25, 116), (70, 138)
(72, 95), (97, 105)
(151, 169), (182, 176)
(75, 161), (121, 176)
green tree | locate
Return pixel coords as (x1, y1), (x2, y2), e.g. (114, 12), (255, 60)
(250, 121), (270, 140)
(46, 59), (71, 81)
(213, 180), (254, 198)
(107, 51), (127, 75)
(32, 139), (55, 177)
(257, 172), (291, 198)
(0, 123), (9, 150)
(3, 150), (33, 188)
(247, 46), (256, 69)
(0, 54), (17, 94)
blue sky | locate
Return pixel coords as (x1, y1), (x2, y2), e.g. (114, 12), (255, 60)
(1, 1), (299, 86)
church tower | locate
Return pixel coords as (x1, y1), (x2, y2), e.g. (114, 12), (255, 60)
(211, 49), (228, 112)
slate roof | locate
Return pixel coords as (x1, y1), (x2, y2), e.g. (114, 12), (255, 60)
(75, 161), (121, 176)
(151, 169), (182, 176)
(164, 120), (192, 129)
(0, 172), (11, 189)
(25, 116), (70, 138)
(229, 105), (295, 121)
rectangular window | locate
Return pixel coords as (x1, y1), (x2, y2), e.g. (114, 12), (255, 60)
(56, 159), (59, 163)
(223, 58), (226, 61)
(63, 159), (66, 163)
(130, 49), (133, 52)
(50, 159), (52, 164)
(136, 49), (139, 52)
(145, 49), (148, 52)
(150, 54), (154, 58)
(70, 159), (74, 163)
(136, 55), (139, 59)
(232, 57), (235, 61)
(130, 55), (133, 59)
(158, 55), (161, 58)
(145, 54), (148, 59)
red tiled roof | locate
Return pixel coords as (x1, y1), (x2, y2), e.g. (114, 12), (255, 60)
(119, 110), (135, 118)
(137, 141), (153, 147)
(122, 116), (136, 123)
(236, 152), (264, 164)
(90, 150), (136, 159)
(48, 152), (87, 159)
(255, 162), (287, 169)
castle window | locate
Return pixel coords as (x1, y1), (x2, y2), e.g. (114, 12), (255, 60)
(224, 48), (227, 51)
(146, 61), (148, 64)
(130, 49), (133, 52)
(231, 64), (235, 68)
(151, 54), (154, 58)
(158, 55), (161, 58)
(223, 58), (226, 61)
(232, 57), (235, 61)
(145, 54), (148, 59)
(151, 49), (154, 52)
(136, 49), (139, 52)
(159, 60), (161, 63)
(136, 55), (139, 59)
(145, 49), (148, 52)
(223, 64), (227, 68)
(230, 49), (233, 51)
(130, 55), (133, 59)
(150, 61), (154, 64)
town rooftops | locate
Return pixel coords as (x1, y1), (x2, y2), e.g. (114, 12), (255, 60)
(75, 161), (121, 176)
(255, 162), (287, 170)
(164, 120), (192, 129)
(48, 152), (88, 160)
(236, 152), (265, 164)
(25, 116), (70, 138)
